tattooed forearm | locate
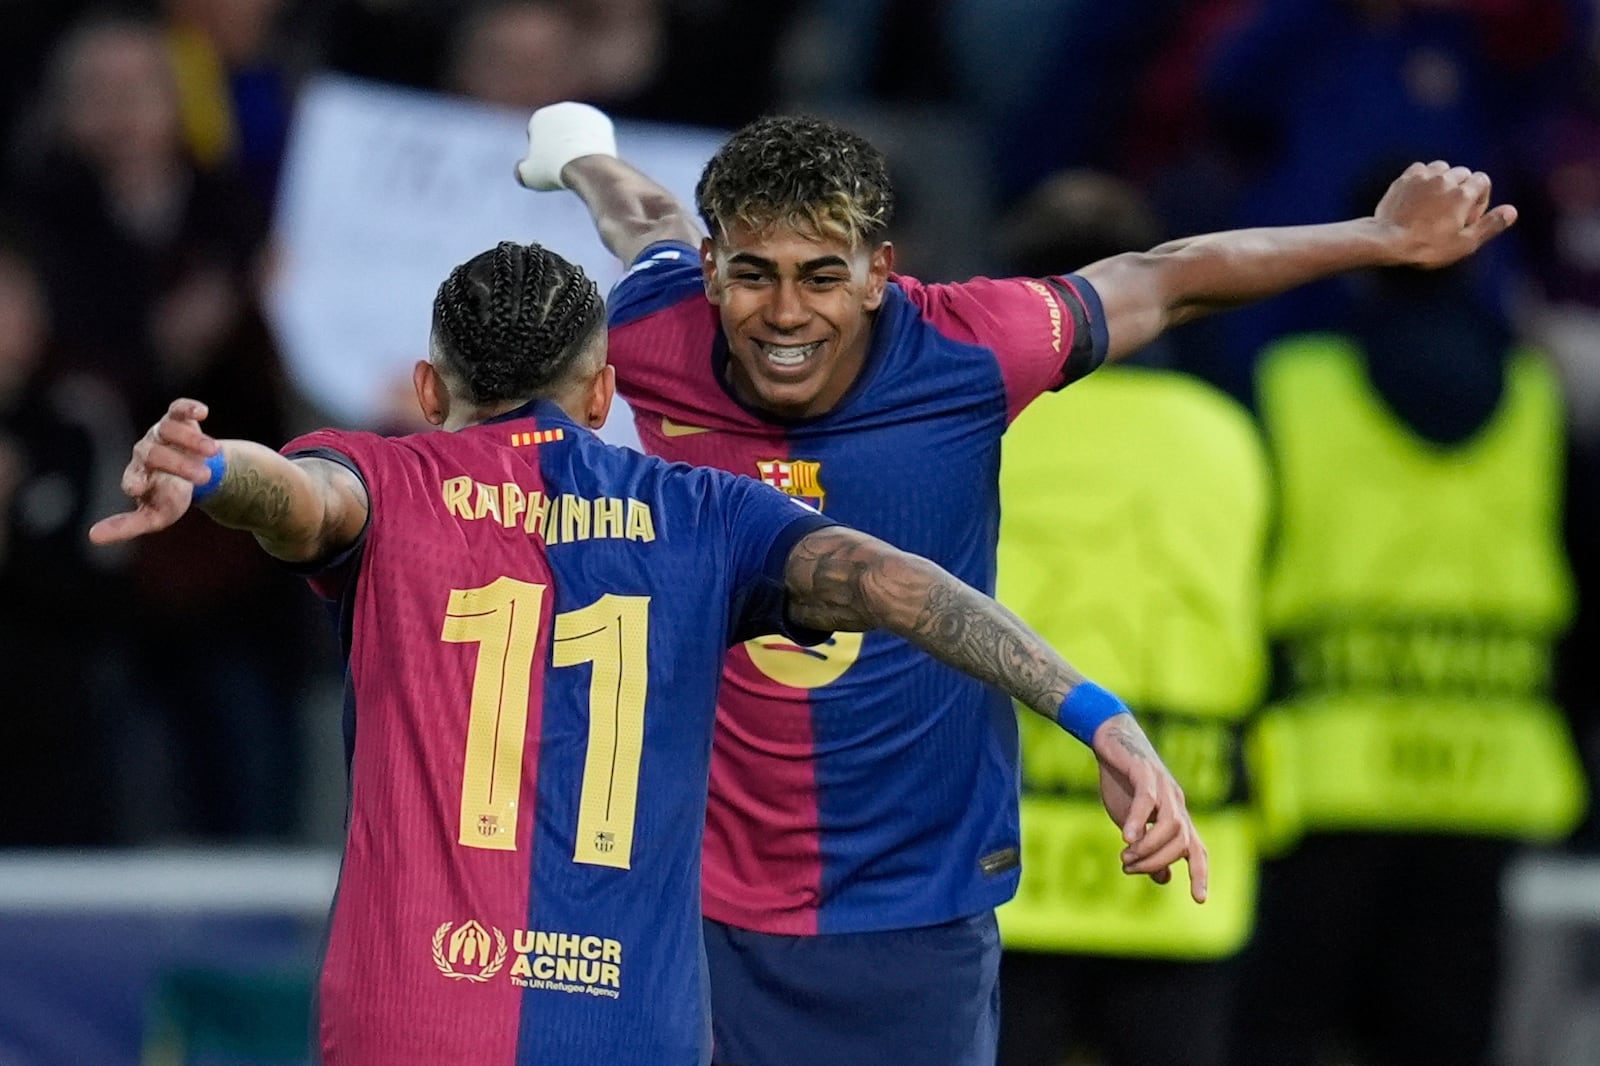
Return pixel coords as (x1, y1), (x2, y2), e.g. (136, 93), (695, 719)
(901, 571), (1087, 720)
(783, 529), (883, 631)
(194, 443), (367, 563)
(785, 527), (1088, 721)
(204, 463), (292, 531)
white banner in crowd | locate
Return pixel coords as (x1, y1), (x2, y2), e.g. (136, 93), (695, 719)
(266, 75), (727, 447)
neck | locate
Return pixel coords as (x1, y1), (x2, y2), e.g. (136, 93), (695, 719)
(445, 393), (586, 431)
(445, 397), (525, 431)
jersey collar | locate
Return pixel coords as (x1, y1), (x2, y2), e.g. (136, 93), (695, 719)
(481, 398), (582, 431)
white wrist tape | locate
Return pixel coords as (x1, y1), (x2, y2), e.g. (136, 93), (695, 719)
(514, 102), (617, 191)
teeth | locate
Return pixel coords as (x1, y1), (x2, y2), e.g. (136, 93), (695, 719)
(759, 342), (820, 367)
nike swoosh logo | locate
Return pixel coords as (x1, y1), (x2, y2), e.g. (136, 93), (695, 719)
(661, 417), (713, 437)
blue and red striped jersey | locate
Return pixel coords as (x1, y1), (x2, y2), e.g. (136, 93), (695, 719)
(607, 241), (1108, 935)
(283, 399), (830, 1066)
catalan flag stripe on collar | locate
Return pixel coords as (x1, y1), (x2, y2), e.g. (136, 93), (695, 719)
(512, 429), (565, 446)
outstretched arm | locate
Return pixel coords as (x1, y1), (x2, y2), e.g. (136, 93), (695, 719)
(1081, 161), (1517, 363)
(515, 102), (702, 266)
(783, 525), (1208, 902)
(563, 155), (704, 266)
(88, 398), (368, 564)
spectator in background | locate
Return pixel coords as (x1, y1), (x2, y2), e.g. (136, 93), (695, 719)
(1198, 0), (1581, 398)
(437, 0), (668, 118)
(570, 0), (664, 113)
(160, 0), (297, 206)
(0, 222), (130, 846)
(1237, 170), (1588, 1066)
(994, 172), (1268, 1066)
(6, 12), (313, 842)
(314, 0), (664, 111)
(444, 0), (806, 128)
(5, 12), (272, 411)
(442, 1), (593, 112)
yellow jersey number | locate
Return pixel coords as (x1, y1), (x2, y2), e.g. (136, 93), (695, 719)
(441, 578), (649, 870)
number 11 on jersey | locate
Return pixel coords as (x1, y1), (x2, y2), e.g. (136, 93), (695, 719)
(442, 579), (651, 870)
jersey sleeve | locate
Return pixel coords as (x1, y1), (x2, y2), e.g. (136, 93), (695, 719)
(714, 471), (839, 646)
(606, 241), (705, 329)
(910, 273), (1109, 422)
(279, 427), (380, 600)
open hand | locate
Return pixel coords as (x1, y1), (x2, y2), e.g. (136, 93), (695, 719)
(1374, 160), (1517, 270)
(89, 398), (219, 545)
(1093, 714), (1209, 903)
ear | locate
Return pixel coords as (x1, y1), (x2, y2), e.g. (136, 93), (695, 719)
(584, 364), (616, 429)
(861, 241), (894, 311)
(413, 360), (449, 426)
(700, 236), (722, 305)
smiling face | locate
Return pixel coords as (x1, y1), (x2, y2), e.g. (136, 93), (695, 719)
(703, 222), (892, 419)
(692, 114), (898, 417)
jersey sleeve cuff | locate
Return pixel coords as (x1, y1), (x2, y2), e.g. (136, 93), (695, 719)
(1047, 274), (1110, 388)
(762, 512), (841, 647)
(629, 239), (700, 267)
(279, 446), (370, 577)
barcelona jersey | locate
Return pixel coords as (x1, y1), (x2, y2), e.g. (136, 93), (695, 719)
(608, 242), (1109, 935)
(283, 399), (831, 1065)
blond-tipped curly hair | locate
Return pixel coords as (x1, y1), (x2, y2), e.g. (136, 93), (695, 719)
(695, 115), (894, 248)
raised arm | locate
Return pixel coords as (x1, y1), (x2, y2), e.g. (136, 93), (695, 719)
(562, 155), (704, 266)
(88, 398), (368, 564)
(783, 525), (1208, 901)
(1080, 161), (1517, 363)
(514, 102), (703, 266)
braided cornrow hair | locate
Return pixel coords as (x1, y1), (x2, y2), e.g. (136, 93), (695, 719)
(431, 241), (605, 404)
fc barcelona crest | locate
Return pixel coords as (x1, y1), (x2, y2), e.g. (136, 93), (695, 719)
(756, 459), (825, 512)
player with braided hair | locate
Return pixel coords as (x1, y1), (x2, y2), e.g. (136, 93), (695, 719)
(89, 239), (1185, 1066)
(433, 240), (605, 402)
(518, 101), (1521, 1066)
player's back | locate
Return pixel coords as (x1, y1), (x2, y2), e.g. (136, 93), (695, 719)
(285, 399), (827, 1066)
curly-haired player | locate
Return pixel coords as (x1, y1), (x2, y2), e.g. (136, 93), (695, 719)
(90, 239), (1188, 1066)
(517, 102), (1518, 1066)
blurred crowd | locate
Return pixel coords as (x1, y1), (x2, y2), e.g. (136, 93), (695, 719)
(0, 0), (1595, 859)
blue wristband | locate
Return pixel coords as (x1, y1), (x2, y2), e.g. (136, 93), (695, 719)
(190, 451), (228, 503)
(1058, 681), (1129, 746)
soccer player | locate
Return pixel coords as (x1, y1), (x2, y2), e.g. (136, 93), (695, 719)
(89, 240), (1192, 1066)
(516, 102), (1518, 1066)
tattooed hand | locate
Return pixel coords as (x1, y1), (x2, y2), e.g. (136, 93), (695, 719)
(1093, 713), (1208, 903)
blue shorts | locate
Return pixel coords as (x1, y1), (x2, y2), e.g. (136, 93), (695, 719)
(703, 911), (1000, 1066)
